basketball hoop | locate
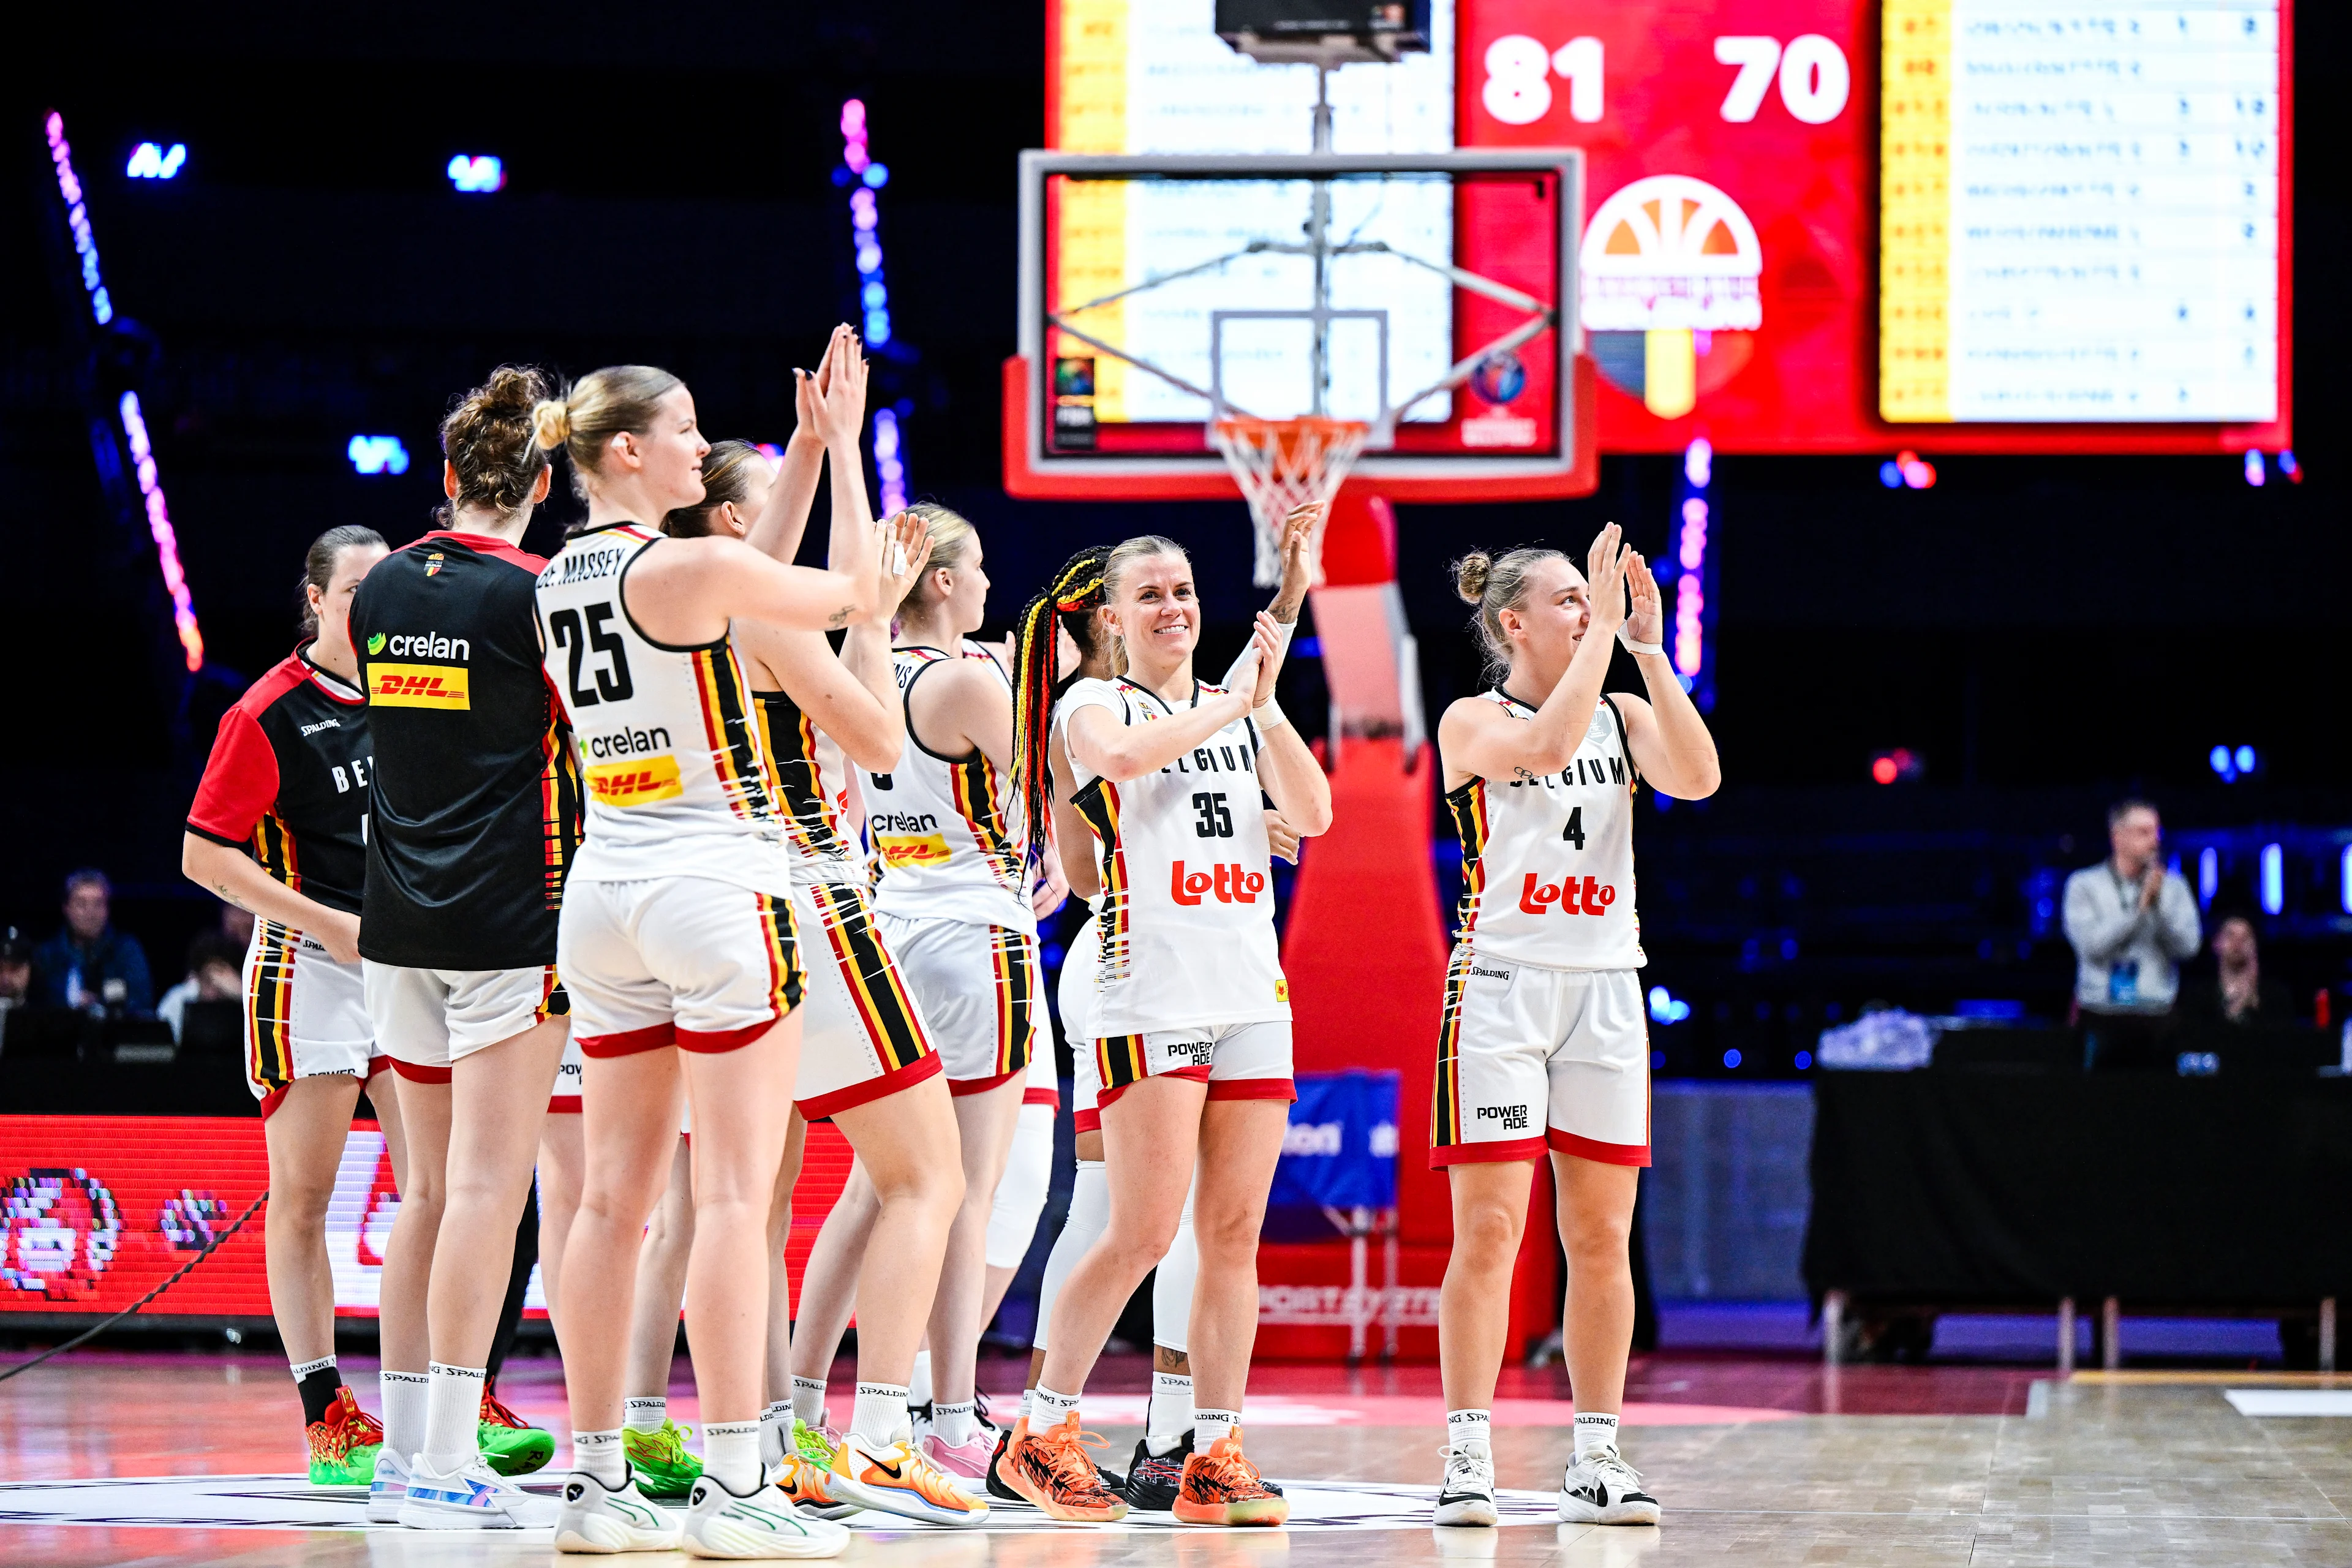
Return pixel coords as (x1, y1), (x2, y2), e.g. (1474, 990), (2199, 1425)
(1212, 415), (1370, 587)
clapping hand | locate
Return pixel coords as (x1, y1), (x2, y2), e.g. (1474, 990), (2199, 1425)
(1584, 523), (1629, 642)
(1273, 502), (1321, 619)
(1624, 548), (1664, 650)
(875, 511), (932, 617)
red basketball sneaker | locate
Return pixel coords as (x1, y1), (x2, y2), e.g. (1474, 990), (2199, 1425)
(1173, 1428), (1287, 1526)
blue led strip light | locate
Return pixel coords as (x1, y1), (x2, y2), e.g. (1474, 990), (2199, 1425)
(45, 111), (204, 672)
(838, 99), (907, 514)
(1668, 437), (1714, 712)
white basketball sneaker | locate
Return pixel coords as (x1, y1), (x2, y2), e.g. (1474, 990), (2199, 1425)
(555, 1466), (684, 1553)
(366, 1447), (410, 1523)
(682, 1471), (851, 1559)
(1556, 1446), (1661, 1526)
(1434, 1438), (1500, 1527)
(396, 1452), (558, 1529)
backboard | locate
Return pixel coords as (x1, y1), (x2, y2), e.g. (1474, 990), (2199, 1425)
(1004, 148), (1599, 501)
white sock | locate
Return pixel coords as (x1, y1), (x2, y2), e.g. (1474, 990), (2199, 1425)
(573, 1428), (625, 1487)
(1033, 1385), (1081, 1428)
(423, 1363), (486, 1471)
(850, 1382), (910, 1447)
(704, 1421), (762, 1494)
(908, 1350), (933, 1409)
(623, 1396), (666, 1434)
(760, 1403), (790, 1468)
(933, 1400), (978, 1447)
(1147, 1371), (1193, 1455)
(1019, 1387), (1035, 1422)
(1574, 1411), (1620, 1460)
(291, 1352), (336, 1380)
(1447, 1409), (1493, 1451)
(1193, 1407), (1240, 1448)
(380, 1370), (430, 1460)
(791, 1376), (827, 1427)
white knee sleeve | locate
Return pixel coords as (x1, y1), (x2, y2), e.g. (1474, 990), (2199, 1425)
(1035, 1159), (1109, 1352)
(1152, 1178), (1199, 1354)
(986, 1102), (1057, 1269)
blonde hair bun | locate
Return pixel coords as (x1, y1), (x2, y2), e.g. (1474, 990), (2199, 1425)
(1453, 551), (1493, 605)
(530, 399), (572, 451)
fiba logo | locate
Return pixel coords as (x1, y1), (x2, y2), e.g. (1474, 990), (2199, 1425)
(2, 1169), (125, 1301)
(1471, 351), (1527, 407)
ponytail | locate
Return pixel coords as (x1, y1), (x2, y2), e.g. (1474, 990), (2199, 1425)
(1010, 543), (1114, 871)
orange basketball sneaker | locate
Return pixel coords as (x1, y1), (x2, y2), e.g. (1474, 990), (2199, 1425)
(1173, 1428), (1287, 1526)
(827, 1430), (990, 1525)
(999, 1412), (1129, 1523)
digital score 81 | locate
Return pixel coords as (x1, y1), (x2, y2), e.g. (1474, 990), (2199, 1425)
(1481, 32), (1853, 127)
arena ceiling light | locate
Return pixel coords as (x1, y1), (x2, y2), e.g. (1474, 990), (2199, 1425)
(347, 435), (411, 475)
(126, 141), (186, 179)
(446, 154), (505, 193)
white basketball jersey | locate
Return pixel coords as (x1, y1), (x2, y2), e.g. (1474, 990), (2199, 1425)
(535, 524), (790, 891)
(1447, 690), (1643, 971)
(1059, 675), (1288, 1035)
(859, 644), (1033, 932)
(753, 680), (857, 886)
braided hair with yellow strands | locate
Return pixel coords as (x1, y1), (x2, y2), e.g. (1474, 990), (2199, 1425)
(1010, 543), (1115, 872)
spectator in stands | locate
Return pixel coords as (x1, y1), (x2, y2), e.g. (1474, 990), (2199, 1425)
(1, 927), (31, 1015)
(32, 869), (154, 1017)
(2064, 800), (2200, 1069)
(157, 925), (249, 1043)
(2178, 913), (2296, 1028)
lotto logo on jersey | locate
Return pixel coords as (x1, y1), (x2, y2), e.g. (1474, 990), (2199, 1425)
(1170, 861), (1265, 906)
(368, 663), (470, 709)
(1518, 873), (1618, 916)
(876, 832), (952, 869)
(586, 753), (684, 807)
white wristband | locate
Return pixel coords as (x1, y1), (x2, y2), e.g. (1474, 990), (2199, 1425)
(1618, 627), (1665, 657)
(1253, 696), (1288, 733)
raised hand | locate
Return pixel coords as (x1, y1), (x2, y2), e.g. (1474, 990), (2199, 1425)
(791, 364), (821, 445)
(812, 328), (869, 450)
(1245, 610), (1284, 707)
(1272, 501), (1321, 620)
(1584, 523), (1629, 640)
(1624, 549), (1664, 649)
(875, 511), (932, 614)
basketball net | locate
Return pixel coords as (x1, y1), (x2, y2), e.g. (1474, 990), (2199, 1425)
(1211, 416), (1369, 587)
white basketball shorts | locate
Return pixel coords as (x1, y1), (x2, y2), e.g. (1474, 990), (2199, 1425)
(876, 912), (1039, 1093)
(245, 920), (383, 1117)
(559, 876), (803, 1058)
(364, 959), (566, 1083)
(1096, 1019), (1295, 1112)
(1061, 913), (1103, 1132)
(791, 880), (942, 1118)
(1430, 949), (1650, 1168)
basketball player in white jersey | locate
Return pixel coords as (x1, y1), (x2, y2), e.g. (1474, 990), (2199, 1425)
(1000, 521), (1330, 1525)
(998, 538), (1305, 1510)
(1429, 527), (1720, 1529)
(653, 406), (987, 1526)
(530, 352), (895, 1558)
(789, 503), (1061, 1491)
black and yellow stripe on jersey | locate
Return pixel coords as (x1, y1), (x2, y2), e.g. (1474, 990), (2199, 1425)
(1071, 777), (1131, 980)
(1096, 1030), (1148, 1095)
(1443, 777), (1492, 944)
(753, 688), (852, 862)
(802, 880), (933, 1074)
(692, 646), (778, 823)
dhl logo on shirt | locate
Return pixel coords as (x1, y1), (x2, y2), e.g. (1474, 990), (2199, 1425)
(369, 662), (470, 709)
(586, 753), (684, 807)
(876, 832), (952, 869)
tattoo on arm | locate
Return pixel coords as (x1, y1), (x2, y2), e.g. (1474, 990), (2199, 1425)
(211, 881), (253, 913)
(827, 605), (856, 629)
(1513, 766), (1537, 782)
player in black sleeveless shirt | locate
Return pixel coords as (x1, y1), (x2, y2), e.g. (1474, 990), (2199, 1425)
(183, 525), (406, 1485)
(352, 367), (578, 1531)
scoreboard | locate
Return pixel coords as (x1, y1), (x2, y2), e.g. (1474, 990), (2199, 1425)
(1047, 0), (2293, 454)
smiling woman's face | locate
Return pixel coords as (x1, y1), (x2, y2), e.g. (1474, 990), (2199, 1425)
(1108, 549), (1199, 668)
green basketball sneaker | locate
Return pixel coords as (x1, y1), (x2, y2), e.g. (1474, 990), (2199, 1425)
(477, 1374), (556, 1477)
(306, 1385), (385, 1487)
(623, 1417), (704, 1501)
(792, 1415), (842, 1471)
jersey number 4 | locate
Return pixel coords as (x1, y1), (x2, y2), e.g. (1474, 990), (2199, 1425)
(548, 603), (635, 707)
(1192, 791), (1234, 839)
(1561, 806), (1585, 849)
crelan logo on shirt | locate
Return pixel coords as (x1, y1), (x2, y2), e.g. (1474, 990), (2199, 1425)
(876, 832), (952, 869)
(586, 754), (684, 807)
(369, 663), (470, 709)
(365, 633), (386, 654)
